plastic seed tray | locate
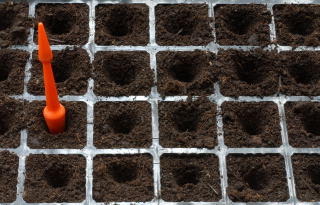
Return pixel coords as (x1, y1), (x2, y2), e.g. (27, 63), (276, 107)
(1, 0), (320, 204)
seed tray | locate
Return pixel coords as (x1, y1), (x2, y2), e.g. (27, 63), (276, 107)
(1, 0), (320, 205)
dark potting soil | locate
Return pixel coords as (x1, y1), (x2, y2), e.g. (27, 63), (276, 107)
(222, 102), (282, 148)
(34, 4), (89, 45)
(159, 98), (217, 148)
(274, 4), (320, 47)
(93, 51), (153, 96)
(95, 4), (149, 46)
(279, 51), (320, 96)
(285, 102), (320, 148)
(28, 48), (91, 96)
(26, 101), (86, 149)
(227, 154), (289, 202)
(157, 51), (217, 96)
(94, 102), (151, 148)
(0, 151), (18, 203)
(93, 154), (154, 202)
(155, 4), (213, 46)
(218, 49), (280, 97)
(215, 4), (271, 46)
(292, 154), (320, 201)
(24, 154), (86, 202)
(161, 154), (221, 202)
(0, 2), (31, 48)
(0, 96), (24, 148)
(0, 49), (29, 95)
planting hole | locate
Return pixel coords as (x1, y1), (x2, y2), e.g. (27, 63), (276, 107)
(164, 10), (196, 35)
(173, 105), (199, 132)
(44, 11), (74, 35)
(287, 13), (314, 36)
(288, 63), (320, 84)
(170, 62), (198, 82)
(106, 7), (132, 37)
(174, 165), (200, 186)
(52, 55), (71, 83)
(109, 162), (137, 183)
(226, 10), (254, 35)
(0, 62), (10, 82)
(239, 110), (263, 135)
(236, 56), (264, 84)
(44, 163), (70, 188)
(0, 12), (13, 30)
(109, 112), (136, 134)
(103, 58), (136, 86)
(307, 165), (320, 184)
(303, 110), (320, 135)
(0, 112), (9, 135)
(244, 167), (268, 190)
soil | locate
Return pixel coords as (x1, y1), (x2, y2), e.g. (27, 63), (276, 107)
(28, 48), (91, 96)
(24, 154), (86, 202)
(161, 154), (221, 202)
(279, 51), (320, 96)
(159, 98), (217, 148)
(95, 4), (149, 46)
(0, 2), (31, 48)
(26, 101), (86, 149)
(274, 4), (320, 47)
(218, 49), (280, 97)
(157, 51), (217, 96)
(94, 102), (151, 148)
(93, 154), (154, 202)
(292, 154), (320, 201)
(285, 102), (320, 148)
(93, 51), (153, 96)
(0, 151), (18, 203)
(222, 102), (282, 148)
(227, 154), (289, 202)
(0, 49), (29, 95)
(34, 4), (89, 45)
(215, 4), (271, 46)
(0, 96), (24, 148)
(156, 4), (213, 46)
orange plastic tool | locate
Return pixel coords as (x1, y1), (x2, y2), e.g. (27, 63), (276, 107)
(38, 22), (66, 134)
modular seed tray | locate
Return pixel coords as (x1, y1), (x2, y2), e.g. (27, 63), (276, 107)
(2, 0), (320, 204)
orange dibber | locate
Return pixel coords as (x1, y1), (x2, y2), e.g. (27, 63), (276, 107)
(38, 22), (66, 134)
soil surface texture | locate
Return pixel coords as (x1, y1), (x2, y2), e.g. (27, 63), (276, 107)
(0, 2), (31, 47)
(159, 98), (217, 148)
(24, 154), (86, 202)
(93, 154), (154, 202)
(34, 4), (89, 45)
(274, 4), (320, 47)
(285, 102), (320, 148)
(280, 51), (320, 96)
(227, 154), (289, 202)
(218, 49), (280, 97)
(157, 51), (217, 96)
(156, 4), (213, 46)
(28, 48), (91, 96)
(161, 154), (221, 202)
(95, 4), (149, 45)
(0, 96), (24, 148)
(215, 4), (271, 46)
(0, 49), (29, 95)
(292, 154), (320, 201)
(222, 102), (282, 147)
(26, 101), (86, 149)
(94, 102), (151, 148)
(93, 51), (153, 96)
(0, 151), (18, 203)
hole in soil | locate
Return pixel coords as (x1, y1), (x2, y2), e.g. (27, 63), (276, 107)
(226, 9), (254, 35)
(236, 55), (264, 84)
(103, 58), (136, 86)
(244, 167), (269, 190)
(0, 11), (13, 30)
(288, 62), (320, 84)
(44, 11), (74, 35)
(169, 62), (198, 83)
(302, 110), (320, 135)
(109, 162), (137, 183)
(109, 112), (136, 134)
(287, 13), (314, 36)
(239, 110), (263, 135)
(174, 165), (200, 186)
(0, 112), (9, 135)
(164, 10), (196, 35)
(173, 105), (199, 132)
(0, 62), (10, 82)
(307, 165), (320, 184)
(106, 7), (132, 37)
(51, 55), (72, 83)
(44, 163), (70, 188)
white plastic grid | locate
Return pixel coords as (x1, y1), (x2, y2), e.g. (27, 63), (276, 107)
(1, 0), (320, 204)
